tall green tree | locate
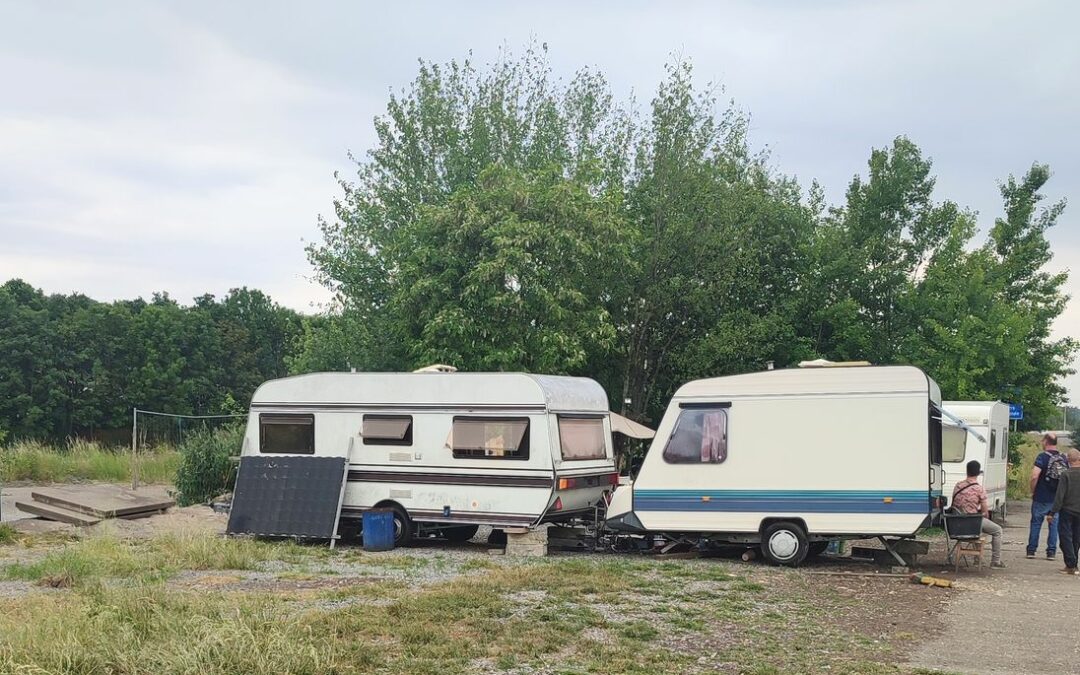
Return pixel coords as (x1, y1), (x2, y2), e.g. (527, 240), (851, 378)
(307, 44), (635, 380)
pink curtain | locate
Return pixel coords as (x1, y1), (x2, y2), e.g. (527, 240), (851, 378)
(700, 411), (726, 463)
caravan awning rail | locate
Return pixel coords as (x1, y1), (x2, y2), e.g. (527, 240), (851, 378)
(933, 404), (987, 443)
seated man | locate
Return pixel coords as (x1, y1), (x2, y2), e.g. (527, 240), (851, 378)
(951, 459), (1006, 568)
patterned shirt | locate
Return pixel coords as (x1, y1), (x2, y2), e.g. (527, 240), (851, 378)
(952, 477), (988, 515)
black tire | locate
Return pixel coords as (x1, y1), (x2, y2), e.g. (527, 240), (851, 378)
(442, 524), (480, 543)
(390, 505), (413, 547)
(806, 541), (829, 558)
(760, 522), (809, 567)
(487, 528), (507, 546)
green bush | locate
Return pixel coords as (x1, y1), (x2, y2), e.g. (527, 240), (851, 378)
(173, 425), (244, 506)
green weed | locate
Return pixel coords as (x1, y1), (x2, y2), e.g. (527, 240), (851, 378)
(0, 439), (179, 484)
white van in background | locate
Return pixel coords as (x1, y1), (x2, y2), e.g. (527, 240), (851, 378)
(242, 372), (619, 546)
(941, 401), (1010, 521)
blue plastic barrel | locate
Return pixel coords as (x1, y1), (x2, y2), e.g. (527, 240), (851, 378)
(362, 509), (396, 552)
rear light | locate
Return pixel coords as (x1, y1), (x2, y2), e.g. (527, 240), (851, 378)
(556, 473), (621, 491)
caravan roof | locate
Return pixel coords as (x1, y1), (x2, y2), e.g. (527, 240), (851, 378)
(250, 372), (609, 413)
(942, 401), (1006, 426)
(673, 365), (938, 400)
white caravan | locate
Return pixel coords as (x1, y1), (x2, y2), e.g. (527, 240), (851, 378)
(941, 401), (1009, 520)
(605, 365), (944, 565)
(242, 372), (618, 545)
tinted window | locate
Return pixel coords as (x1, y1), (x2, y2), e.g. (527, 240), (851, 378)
(989, 429), (996, 458)
(451, 418), (530, 460)
(558, 416), (607, 461)
(362, 415), (413, 446)
(662, 408), (728, 464)
(260, 414), (314, 454)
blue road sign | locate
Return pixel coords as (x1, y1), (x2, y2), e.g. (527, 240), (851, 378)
(1008, 403), (1023, 420)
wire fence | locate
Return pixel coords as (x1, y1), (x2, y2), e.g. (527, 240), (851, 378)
(132, 408), (247, 489)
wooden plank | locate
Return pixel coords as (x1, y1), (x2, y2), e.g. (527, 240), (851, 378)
(15, 500), (102, 526)
(30, 485), (174, 519)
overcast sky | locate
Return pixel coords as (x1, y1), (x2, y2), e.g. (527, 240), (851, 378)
(1, 0), (1077, 401)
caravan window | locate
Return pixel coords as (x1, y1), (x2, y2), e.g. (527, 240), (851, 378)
(558, 416), (607, 461)
(663, 407), (728, 464)
(259, 414), (314, 454)
(942, 426), (967, 463)
(451, 417), (530, 460)
(989, 429), (997, 458)
(362, 415), (413, 446)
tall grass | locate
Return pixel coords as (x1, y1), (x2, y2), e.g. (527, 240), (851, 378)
(0, 552), (916, 674)
(0, 531), (312, 587)
(0, 438), (180, 484)
(1007, 434), (1044, 500)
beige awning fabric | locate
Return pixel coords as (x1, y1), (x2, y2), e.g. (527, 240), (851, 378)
(609, 412), (655, 439)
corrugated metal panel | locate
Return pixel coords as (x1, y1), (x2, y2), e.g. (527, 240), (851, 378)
(227, 456), (348, 539)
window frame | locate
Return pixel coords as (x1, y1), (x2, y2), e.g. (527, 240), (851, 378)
(662, 405), (729, 465)
(929, 403), (943, 466)
(450, 416), (531, 461)
(556, 414), (608, 461)
(259, 413), (315, 455)
(361, 414), (414, 446)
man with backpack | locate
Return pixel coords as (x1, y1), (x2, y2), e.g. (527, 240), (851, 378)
(1027, 432), (1070, 559)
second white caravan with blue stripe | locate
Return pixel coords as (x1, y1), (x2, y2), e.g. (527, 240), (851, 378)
(605, 364), (944, 565)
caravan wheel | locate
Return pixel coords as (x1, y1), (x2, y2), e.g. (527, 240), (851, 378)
(390, 506), (413, 547)
(761, 522), (809, 567)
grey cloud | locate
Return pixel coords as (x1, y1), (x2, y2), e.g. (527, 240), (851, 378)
(1, 0), (1077, 397)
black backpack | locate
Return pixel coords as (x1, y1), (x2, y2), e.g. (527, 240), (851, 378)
(1045, 452), (1069, 482)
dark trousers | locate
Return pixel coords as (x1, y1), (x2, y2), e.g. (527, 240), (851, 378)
(1060, 511), (1080, 570)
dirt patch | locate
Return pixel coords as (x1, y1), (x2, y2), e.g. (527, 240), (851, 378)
(778, 570), (951, 654)
(84, 504), (227, 539)
(173, 569), (386, 594)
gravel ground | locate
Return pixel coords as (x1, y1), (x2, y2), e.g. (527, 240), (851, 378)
(908, 499), (1080, 675)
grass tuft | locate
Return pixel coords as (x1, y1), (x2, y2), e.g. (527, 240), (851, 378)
(1, 532), (304, 587)
(0, 439), (180, 484)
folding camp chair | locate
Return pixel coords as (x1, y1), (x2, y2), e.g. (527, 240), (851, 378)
(943, 512), (986, 573)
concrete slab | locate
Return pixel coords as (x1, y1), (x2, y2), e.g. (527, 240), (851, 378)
(15, 500), (102, 526)
(30, 484), (174, 518)
(1, 487), (40, 522)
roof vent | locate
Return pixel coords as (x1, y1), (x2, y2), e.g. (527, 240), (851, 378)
(797, 359), (872, 368)
(413, 364), (458, 373)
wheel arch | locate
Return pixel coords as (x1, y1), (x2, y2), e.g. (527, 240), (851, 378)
(759, 516), (809, 537)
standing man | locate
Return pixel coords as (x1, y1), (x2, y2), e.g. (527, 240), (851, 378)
(1027, 433), (1069, 559)
(1050, 449), (1080, 575)
(952, 460), (1006, 568)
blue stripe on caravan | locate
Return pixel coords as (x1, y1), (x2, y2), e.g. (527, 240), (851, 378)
(634, 490), (929, 514)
